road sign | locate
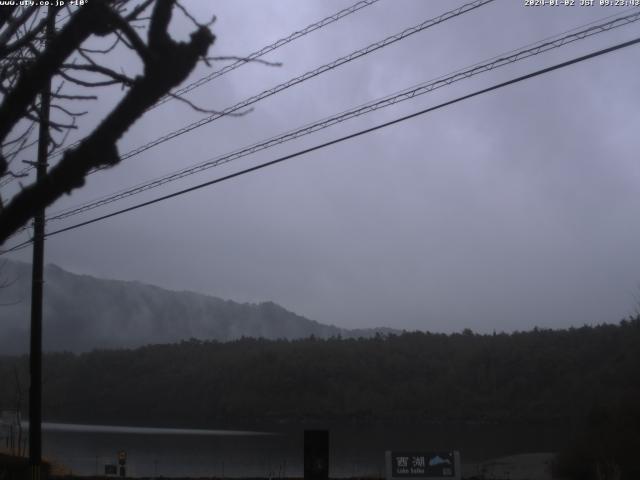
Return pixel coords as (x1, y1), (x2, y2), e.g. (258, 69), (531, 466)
(304, 430), (329, 480)
(385, 451), (461, 480)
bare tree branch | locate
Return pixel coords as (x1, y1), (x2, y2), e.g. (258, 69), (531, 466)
(207, 55), (282, 67)
(166, 91), (253, 116)
(51, 92), (98, 100)
(107, 11), (151, 62)
(58, 68), (123, 88)
(0, 1), (114, 156)
(0, 0), (215, 243)
(61, 63), (136, 86)
(175, 1), (216, 29)
(0, 6), (38, 50)
(0, 6), (18, 32)
(124, 0), (156, 22)
(50, 104), (88, 118)
(79, 34), (120, 55)
(0, 13), (49, 58)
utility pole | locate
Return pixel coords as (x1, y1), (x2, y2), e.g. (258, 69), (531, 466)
(29, 8), (54, 479)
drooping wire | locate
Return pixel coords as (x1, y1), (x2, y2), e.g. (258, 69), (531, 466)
(3, 34), (639, 254)
(0, 0), (382, 186)
(99, 0), (496, 164)
(151, 0), (381, 110)
(0, 0), (495, 192)
(42, 9), (640, 225)
(37, 0), (494, 174)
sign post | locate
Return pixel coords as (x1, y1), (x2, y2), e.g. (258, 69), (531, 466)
(385, 451), (461, 480)
(105, 465), (118, 476)
(118, 451), (127, 477)
(304, 430), (329, 480)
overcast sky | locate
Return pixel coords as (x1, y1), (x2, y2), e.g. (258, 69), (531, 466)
(4, 0), (640, 333)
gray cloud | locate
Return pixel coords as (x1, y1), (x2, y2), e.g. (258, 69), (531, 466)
(5, 0), (640, 333)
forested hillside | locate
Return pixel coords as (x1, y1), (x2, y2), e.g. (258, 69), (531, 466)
(0, 260), (394, 354)
(1, 319), (639, 428)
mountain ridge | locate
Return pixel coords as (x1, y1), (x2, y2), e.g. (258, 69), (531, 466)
(0, 259), (397, 354)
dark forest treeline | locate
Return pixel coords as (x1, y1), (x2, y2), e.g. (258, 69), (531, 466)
(1, 319), (640, 428)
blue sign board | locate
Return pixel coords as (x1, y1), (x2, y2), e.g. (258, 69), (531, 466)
(385, 451), (461, 480)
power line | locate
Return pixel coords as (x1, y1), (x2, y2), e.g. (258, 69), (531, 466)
(40, 9), (640, 225)
(3, 35), (639, 255)
(55, 0), (495, 169)
(110, 0), (495, 162)
(151, 0), (380, 110)
(1, 0), (381, 186)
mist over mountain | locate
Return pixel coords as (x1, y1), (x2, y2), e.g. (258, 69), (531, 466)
(0, 260), (395, 354)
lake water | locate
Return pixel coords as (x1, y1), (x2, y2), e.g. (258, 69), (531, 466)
(39, 422), (572, 477)
(41, 423), (300, 477)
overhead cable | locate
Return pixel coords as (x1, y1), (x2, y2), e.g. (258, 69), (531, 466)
(3, 34), (639, 254)
(43, 9), (640, 224)
(151, 0), (381, 110)
(1, 0), (381, 186)
(49, 0), (495, 169)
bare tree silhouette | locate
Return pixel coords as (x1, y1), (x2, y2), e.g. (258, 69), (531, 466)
(0, 0), (217, 244)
